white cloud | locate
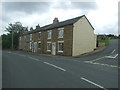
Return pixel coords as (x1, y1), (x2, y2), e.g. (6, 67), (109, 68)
(87, 0), (118, 35)
(49, 9), (82, 21)
(0, 0), (119, 35)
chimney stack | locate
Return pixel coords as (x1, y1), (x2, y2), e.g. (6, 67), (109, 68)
(30, 27), (33, 31)
(36, 24), (40, 30)
(53, 17), (59, 24)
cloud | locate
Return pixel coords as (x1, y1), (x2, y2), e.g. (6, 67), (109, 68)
(2, 2), (51, 14)
(51, 1), (98, 10)
(0, 0), (118, 36)
(1, 2), (52, 34)
(71, 2), (98, 10)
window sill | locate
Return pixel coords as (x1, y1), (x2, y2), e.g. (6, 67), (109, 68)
(58, 51), (63, 53)
(47, 50), (51, 52)
(58, 37), (63, 39)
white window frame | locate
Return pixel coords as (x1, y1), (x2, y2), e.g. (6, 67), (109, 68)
(38, 41), (41, 49)
(58, 41), (64, 53)
(38, 32), (41, 40)
(30, 34), (32, 41)
(47, 30), (52, 39)
(58, 28), (64, 38)
(47, 41), (51, 52)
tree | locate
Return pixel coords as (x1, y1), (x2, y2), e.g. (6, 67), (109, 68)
(2, 34), (11, 49)
(5, 22), (25, 34)
(2, 22), (27, 49)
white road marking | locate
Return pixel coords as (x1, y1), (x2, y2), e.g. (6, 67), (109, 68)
(81, 77), (107, 90)
(92, 62), (101, 65)
(111, 49), (116, 54)
(84, 61), (120, 68)
(53, 57), (82, 62)
(8, 51), (11, 53)
(8, 52), (16, 54)
(84, 61), (92, 63)
(43, 62), (66, 71)
(28, 57), (39, 61)
(85, 53), (118, 63)
(105, 54), (118, 59)
(114, 54), (118, 58)
(88, 56), (105, 62)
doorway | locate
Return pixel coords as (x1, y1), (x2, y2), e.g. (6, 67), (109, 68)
(33, 42), (37, 53)
(52, 42), (56, 55)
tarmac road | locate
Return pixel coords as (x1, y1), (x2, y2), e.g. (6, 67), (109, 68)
(2, 39), (119, 89)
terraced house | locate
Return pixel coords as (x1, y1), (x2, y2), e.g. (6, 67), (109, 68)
(19, 15), (97, 56)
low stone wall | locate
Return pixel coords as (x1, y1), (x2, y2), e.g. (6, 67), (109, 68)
(98, 42), (105, 47)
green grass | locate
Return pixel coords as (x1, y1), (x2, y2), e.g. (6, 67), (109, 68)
(98, 39), (110, 46)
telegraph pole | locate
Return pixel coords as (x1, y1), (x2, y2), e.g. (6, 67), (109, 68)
(12, 29), (13, 50)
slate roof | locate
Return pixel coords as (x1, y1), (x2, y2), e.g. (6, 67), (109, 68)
(45, 15), (84, 30)
(21, 15), (94, 35)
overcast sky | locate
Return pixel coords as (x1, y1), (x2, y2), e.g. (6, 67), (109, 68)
(0, 0), (119, 35)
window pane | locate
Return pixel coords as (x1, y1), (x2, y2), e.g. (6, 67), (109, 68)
(39, 33), (41, 39)
(59, 42), (63, 51)
(30, 34), (32, 40)
(47, 43), (51, 50)
(38, 43), (41, 48)
(30, 42), (32, 49)
(48, 31), (51, 39)
(58, 30), (64, 38)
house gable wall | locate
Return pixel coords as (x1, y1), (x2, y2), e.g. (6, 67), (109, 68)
(72, 16), (96, 56)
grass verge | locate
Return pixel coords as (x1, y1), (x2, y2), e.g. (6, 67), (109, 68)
(98, 39), (109, 46)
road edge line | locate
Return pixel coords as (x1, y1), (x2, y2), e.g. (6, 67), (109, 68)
(81, 77), (107, 90)
(43, 62), (66, 71)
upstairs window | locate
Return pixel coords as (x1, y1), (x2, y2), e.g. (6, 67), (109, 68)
(30, 34), (32, 41)
(48, 31), (52, 39)
(38, 32), (41, 40)
(58, 29), (64, 38)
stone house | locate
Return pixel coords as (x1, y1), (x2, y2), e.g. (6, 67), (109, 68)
(19, 15), (97, 56)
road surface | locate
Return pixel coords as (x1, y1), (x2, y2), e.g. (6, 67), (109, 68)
(2, 39), (119, 89)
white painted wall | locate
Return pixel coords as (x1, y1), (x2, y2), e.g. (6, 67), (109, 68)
(72, 16), (96, 56)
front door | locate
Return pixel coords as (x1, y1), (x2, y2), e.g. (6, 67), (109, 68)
(52, 42), (56, 55)
(32, 42), (34, 52)
(34, 42), (37, 53)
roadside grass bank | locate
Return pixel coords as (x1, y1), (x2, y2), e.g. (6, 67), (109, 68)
(98, 39), (109, 46)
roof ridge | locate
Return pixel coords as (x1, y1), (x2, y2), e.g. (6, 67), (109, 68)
(40, 15), (85, 28)
(21, 15), (85, 35)
(58, 15), (85, 23)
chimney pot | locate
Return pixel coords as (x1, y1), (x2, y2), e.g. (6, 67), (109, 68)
(36, 24), (40, 30)
(53, 17), (59, 24)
